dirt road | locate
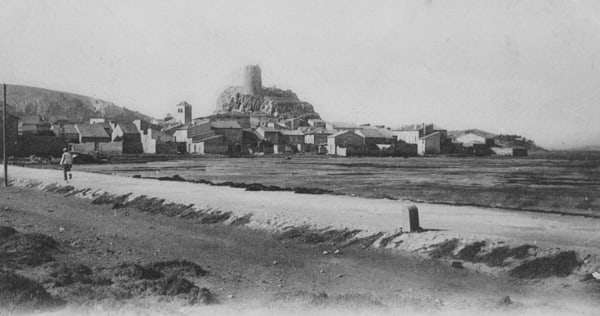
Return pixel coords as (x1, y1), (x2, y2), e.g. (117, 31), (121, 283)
(1, 185), (599, 315)
(9, 166), (600, 253)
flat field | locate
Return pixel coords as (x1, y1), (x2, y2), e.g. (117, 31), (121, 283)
(76, 152), (600, 216)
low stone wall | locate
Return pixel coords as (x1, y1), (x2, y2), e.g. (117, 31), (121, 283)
(98, 142), (123, 154)
(71, 142), (96, 154)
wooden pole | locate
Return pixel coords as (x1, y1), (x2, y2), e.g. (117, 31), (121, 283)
(3, 83), (7, 186)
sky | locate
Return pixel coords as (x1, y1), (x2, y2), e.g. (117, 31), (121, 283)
(1, 0), (600, 149)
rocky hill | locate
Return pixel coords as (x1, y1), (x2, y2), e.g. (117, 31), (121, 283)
(216, 86), (320, 120)
(4, 85), (152, 123)
(215, 65), (320, 120)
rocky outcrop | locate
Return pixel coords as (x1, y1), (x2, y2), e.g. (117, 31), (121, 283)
(216, 86), (320, 119)
(215, 65), (320, 120)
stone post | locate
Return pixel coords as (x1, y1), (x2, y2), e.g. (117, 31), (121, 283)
(407, 205), (421, 232)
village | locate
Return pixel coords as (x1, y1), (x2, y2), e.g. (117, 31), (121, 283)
(1, 66), (531, 160)
(1, 105), (530, 160)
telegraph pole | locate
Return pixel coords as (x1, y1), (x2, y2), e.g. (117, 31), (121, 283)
(3, 83), (7, 186)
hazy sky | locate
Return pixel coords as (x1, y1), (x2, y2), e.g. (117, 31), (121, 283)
(1, 0), (600, 149)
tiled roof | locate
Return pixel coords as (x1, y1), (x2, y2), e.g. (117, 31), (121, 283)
(257, 126), (280, 133)
(280, 130), (305, 136)
(21, 115), (43, 124)
(211, 121), (242, 129)
(304, 128), (335, 135)
(191, 134), (224, 143)
(118, 123), (140, 134)
(420, 131), (442, 139)
(52, 124), (78, 134)
(329, 130), (355, 138)
(356, 128), (392, 138)
(150, 129), (173, 141)
(76, 124), (110, 138)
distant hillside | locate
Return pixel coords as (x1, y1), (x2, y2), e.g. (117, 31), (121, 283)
(494, 134), (546, 152)
(448, 129), (545, 151)
(565, 145), (600, 151)
(4, 85), (153, 123)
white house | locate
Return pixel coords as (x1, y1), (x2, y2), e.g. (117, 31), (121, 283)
(393, 127), (421, 144)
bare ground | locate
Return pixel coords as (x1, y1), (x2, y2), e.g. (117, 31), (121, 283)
(73, 155), (600, 217)
(1, 184), (600, 315)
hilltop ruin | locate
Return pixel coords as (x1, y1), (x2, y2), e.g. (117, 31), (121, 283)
(215, 65), (320, 120)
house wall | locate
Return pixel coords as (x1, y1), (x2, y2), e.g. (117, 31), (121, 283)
(327, 132), (363, 155)
(362, 137), (386, 146)
(417, 133), (442, 156)
(334, 132), (363, 147)
(394, 130), (420, 144)
(140, 134), (157, 154)
(187, 122), (211, 138)
(156, 142), (178, 154)
(314, 134), (329, 145)
(213, 128), (242, 145)
(194, 136), (228, 154)
(282, 134), (305, 145)
(308, 119), (326, 128)
(203, 144), (229, 154)
(150, 130), (174, 143)
(80, 136), (111, 143)
(491, 147), (513, 156)
(263, 131), (280, 144)
(187, 140), (199, 154)
(304, 134), (315, 144)
(456, 133), (486, 145)
(173, 129), (188, 142)
(336, 147), (347, 157)
(123, 141), (144, 154)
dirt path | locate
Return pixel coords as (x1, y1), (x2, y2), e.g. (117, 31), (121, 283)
(1, 185), (599, 314)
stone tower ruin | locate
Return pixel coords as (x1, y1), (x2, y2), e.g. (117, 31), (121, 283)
(243, 65), (262, 95)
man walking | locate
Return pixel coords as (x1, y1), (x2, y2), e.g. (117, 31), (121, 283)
(59, 148), (73, 181)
